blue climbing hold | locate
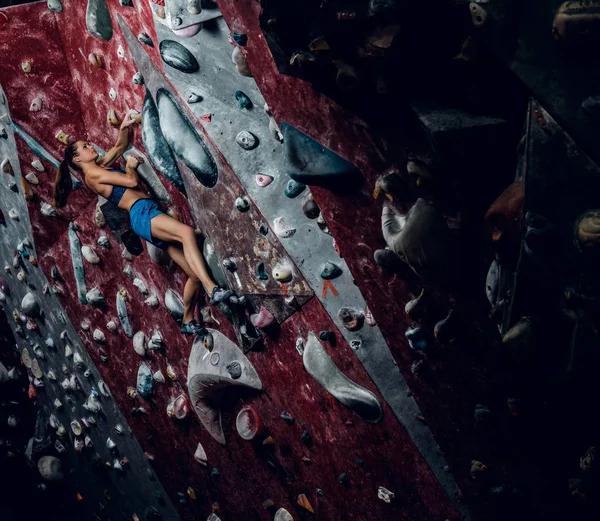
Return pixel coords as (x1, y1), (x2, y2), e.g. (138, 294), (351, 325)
(235, 90), (252, 110)
(284, 179), (306, 198)
(231, 32), (248, 46)
(137, 362), (154, 398)
(405, 327), (428, 350)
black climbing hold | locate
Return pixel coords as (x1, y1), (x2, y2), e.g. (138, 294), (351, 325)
(319, 330), (336, 345)
(138, 32), (154, 47)
(338, 473), (349, 485)
(231, 32), (248, 46)
(144, 506), (162, 521)
(86, 0), (113, 41)
(222, 258), (237, 272)
(284, 179), (306, 198)
(320, 261), (342, 280)
(142, 90), (187, 196)
(280, 411), (294, 424)
(159, 40), (199, 73)
(301, 430), (312, 447)
(256, 262), (268, 280)
(235, 196), (250, 212)
(211, 468), (220, 478)
(355, 458), (364, 466)
(316, 488), (324, 496)
(259, 223), (269, 236)
(302, 196), (320, 219)
(282, 122), (362, 190)
(157, 89), (218, 188)
(226, 361), (242, 379)
(235, 90), (252, 110)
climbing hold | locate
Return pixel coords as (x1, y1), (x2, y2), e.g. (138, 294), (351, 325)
(256, 262), (269, 280)
(97, 235), (110, 248)
(405, 288), (427, 320)
(284, 179), (306, 198)
(107, 320), (117, 332)
(108, 88), (117, 101)
(131, 331), (145, 356)
(153, 370), (165, 383)
(304, 332), (383, 422)
(236, 406), (264, 441)
(85, 288), (105, 307)
(137, 363), (154, 398)
(301, 430), (312, 446)
(21, 61), (32, 73)
(280, 413), (294, 426)
(47, 0), (63, 12)
(187, 93), (202, 103)
(282, 123), (362, 189)
(273, 216), (296, 238)
(31, 159), (44, 172)
(116, 290), (133, 338)
(148, 332), (164, 350)
(580, 446), (596, 471)
(232, 46), (252, 76)
(405, 327), (428, 350)
(230, 32), (248, 46)
(297, 494), (314, 513)
(29, 97), (43, 112)
(434, 310), (460, 344)
(235, 90), (252, 110)
(132, 71), (144, 86)
(167, 395), (190, 420)
(88, 53), (103, 68)
(235, 130), (258, 150)
(0, 159), (12, 177)
(576, 209), (600, 251)
(222, 258), (237, 272)
(165, 289), (184, 321)
(256, 173), (273, 187)
(193, 442), (208, 466)
(250, 306), (275, 328)
(320, 261), (342, 280)
(21, 293), (40, 317)
(25, 172), (39, 185)
(38, 456), (64, 482)
(157, 89), (217, 188)
(272, 263), (292, 282)
(159, 40), (199, 72)
(377, 486), (395, 503)
(133, 277), (149, 295)
(81, 245), (100, 264)
(107, 108), (121, 127)
(338, 473), (349, 485)
(86, 0), (113, 40)
(187, 329), (263, 444)
(274, 508), (293, 521)
(93, 329), (106, 343)
(137, 32), (153, 47)
(338, 307), (364, 331)
(21, 177), (34, 200)
(235, 196), (250, 212)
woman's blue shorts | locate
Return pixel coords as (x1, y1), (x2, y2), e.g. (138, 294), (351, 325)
(129, 199), (168, 250)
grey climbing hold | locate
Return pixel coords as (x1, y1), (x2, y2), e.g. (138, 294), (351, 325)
(304, 332), (383, 422)
(235, 130), (258, 150)
(157, 89), (217, 188)
(21, 293), (40, 317)
(137, 32), (154, 47)
(86, 0), (113, 41)
(133, 71), (144, 85)
(320, 261), (342, 280)
(232, 46), (252, 77)
(47, 0), (63, 13)
(235, 90), (252, 110)
(116, 290), (133, 338)
(273, 216), (296, 238)
(222, 258), (237, 271)
(86, 288), (105, 307)
(226, 361), (242, 379)
(97, 235), (110, 248)
(280, 411), (294, 424)
(137, 362), (154, 398)
(159, 40), (199, 73)
(187, 329), (262, 444)
(284, 179), (306, 198)
(235, 196), (250, 212)
(194, 442), (208, 465)
(38, 456), (64, 481)
(282, 123), (362, 189)
(274, 508), (294, 521)
(165, 289), (184, 321)
(133, 277), (149, 295)
(93, 329), (106, 343)
(41, 202), (57, 217)
(188, 93), (202, 103)
(68, 223), (87, 304)
(133, 331), (146, 356)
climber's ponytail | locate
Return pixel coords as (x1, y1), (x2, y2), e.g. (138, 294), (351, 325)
(53, 142), (78, 208)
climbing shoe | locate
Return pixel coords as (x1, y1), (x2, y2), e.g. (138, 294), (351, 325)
(209, 286), (234, 305)
(180, 321), (208, 336)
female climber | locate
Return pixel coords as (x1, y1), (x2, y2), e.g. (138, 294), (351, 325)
(52, 110), (232, 335)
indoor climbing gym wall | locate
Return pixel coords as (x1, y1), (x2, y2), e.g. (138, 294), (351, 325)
(2, 2), (600, 521)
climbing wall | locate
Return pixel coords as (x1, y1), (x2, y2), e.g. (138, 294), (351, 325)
(1, 2), (461, 521)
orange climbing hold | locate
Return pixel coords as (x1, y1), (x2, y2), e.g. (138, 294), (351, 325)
(297, 493), (314, 513)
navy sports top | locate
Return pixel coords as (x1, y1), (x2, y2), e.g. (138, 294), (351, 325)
(106, 169), (127, 205)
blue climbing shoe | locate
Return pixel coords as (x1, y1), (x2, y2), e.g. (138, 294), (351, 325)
(209, 286), (233, 305)
(180, 321), (208, 336)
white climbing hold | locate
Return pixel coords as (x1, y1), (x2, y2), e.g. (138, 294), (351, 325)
(153, 370), (165, 383)
(25, 172), (39, 184)
(64, 345), (72, 357)
(47, 370), (56, 380)
(81, 320), (91, 331)
(145, 294), (159, 307)
(31, 159), (44, 172)
(117, 45), (125, 59)
(106, 320), (117, 332)
(133, 71), (144, 84)
(109, 88), (117, 100)
(21, 61), (32, 73)
(47, 0), (63, 13)
(123, 264), (134, 279)
(53, 398), (62, 409)
(133, 331), (146, 356)
(97, 235), (110, 248)
(274, 509), (294, 521)
(98, 380), (110, 397)
(73, 352), (84, 367)
(122, 247), (134, 261)
(93, 329), (106, 343)
(133, 277), (148, 295)
(194, 442), (208, 466)
(40, 202), (57, 217)
(377, 486), (395, 503)
(81, 245), (100, 264)
(17, 270), (25, 281)
(273, 216), (296, 238)
(29, 97), (43, 112)
(8, 208), (19, 221)
(147, 331), (163, 350)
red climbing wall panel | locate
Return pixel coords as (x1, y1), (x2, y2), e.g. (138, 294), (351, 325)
(0, 2), (462, 520)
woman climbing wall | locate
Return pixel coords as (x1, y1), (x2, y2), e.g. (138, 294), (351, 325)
(52, 111), (233, 336)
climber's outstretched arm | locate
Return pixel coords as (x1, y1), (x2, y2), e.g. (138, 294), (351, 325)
(97, 111), (139, 168)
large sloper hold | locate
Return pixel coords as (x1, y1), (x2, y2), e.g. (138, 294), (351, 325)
(141, 90), (187, 196)
(381, 199), (458, 287)
(187, 329), (262, 444)
(282, 123), (362, 190)
(86, 0), (113, 41)
(159, 39), (199, 73)
(68, 223), (88, 304)
(303, 332), (383, 423)
(156, 88), (218, 188)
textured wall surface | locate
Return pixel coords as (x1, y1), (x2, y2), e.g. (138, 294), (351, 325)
(0, 2), (463, 521)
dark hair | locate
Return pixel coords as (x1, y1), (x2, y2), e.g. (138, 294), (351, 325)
(53, 142), (79, 208)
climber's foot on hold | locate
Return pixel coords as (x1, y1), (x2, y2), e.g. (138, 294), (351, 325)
(180, 320), (208, 336)
(209, 286), (233, 305)
(229, 294), (247, 305)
